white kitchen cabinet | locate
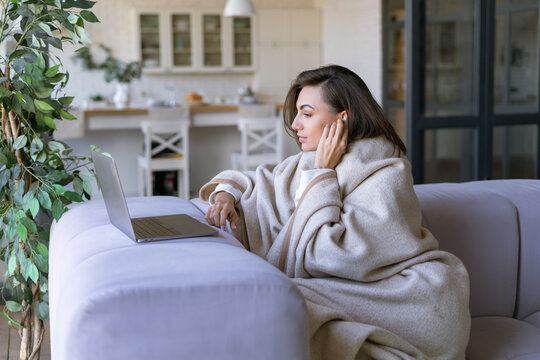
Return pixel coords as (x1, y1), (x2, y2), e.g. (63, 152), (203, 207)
(134, 9), (254, 73)
(254, 9), (321, 101)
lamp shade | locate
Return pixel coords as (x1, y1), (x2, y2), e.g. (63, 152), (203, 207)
(223, 0), (255, 17)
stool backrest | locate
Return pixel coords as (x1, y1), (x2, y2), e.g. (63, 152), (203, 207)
(237, 116), (283, 161)
(141, 107), (191, 160)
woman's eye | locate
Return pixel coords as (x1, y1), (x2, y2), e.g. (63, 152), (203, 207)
(302, 113), (311, 118)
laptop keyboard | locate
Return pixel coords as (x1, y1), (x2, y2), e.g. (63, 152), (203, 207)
(132, 217), (180, 239)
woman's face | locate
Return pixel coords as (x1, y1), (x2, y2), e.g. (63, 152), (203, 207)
(291, 85), (340, 151)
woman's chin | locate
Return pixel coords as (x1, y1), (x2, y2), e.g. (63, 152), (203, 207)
(301, 143), (316, 152)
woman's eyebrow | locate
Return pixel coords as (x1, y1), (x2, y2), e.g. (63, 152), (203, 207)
(299, 104), (314, 110)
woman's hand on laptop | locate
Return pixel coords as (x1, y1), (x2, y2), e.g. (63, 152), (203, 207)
(205, 191), (238, 230)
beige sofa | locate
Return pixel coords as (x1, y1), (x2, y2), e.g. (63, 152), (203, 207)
(48, 179), (540, 359)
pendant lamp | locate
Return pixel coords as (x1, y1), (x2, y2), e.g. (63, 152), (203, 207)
(223, 0), (255, 17)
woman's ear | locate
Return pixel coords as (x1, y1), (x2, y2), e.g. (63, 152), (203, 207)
(339, 111), (348, 121)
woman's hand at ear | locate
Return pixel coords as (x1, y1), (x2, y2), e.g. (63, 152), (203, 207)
(205, 191), (238, 230)
(315, 118), (348, 169)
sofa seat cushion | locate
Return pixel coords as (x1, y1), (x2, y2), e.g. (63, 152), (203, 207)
(523, 312), (540, 328)
(467, 316), (540, 359)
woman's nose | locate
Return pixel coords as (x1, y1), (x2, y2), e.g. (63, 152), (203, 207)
(291, 115), (301, 130)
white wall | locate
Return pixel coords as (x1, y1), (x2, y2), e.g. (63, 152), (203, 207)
(54, 0), (386, 195)
(316, 0), (383, 103)
(58, 0), (318, 107)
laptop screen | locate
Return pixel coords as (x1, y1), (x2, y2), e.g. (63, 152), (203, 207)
(91, 151), (137, 241)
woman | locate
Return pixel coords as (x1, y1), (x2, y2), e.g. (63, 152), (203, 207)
(199, 65), (470, 359)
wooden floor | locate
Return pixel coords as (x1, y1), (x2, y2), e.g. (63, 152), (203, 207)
(0, 320), (50, 360)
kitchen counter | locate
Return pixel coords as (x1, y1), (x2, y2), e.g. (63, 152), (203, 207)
(77, 104), (278, 130)
(82, 104), (240, 116)
(56, 103), (295, 197)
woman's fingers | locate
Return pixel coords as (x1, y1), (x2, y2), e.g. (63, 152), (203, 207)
(328, 121), (337, 139)
(205, 202), (237, 230)
(319, 124), (330, 145)
(220, 207), (229, 229)
(228, 210), (238, 230)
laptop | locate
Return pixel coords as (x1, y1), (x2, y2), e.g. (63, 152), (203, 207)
(91, 150), (217, 243)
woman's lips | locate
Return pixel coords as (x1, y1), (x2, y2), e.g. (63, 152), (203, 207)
(298, 136), (307, 143)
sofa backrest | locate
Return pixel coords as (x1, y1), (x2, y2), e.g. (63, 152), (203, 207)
(459, 180), (540, 321)
(414, 182), (520, 318)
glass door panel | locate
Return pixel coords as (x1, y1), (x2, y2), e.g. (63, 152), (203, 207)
(387, 107), (406, 141)
(387, 0), (405, 23)
(424, 128), (476, 183)
(424, 0), (477, 117)
(202, 15), (222, 67)
(387, 27), (406, 102)
(494, 3), (538, 114)
(232, 17), (252, 66)
(140, 14), (160, 68)
(493, 125), (537, 178)
(383, 0), (406, 143)
(171, 14), (192, 67)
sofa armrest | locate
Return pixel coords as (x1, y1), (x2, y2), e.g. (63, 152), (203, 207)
(49, 196), (309, 360)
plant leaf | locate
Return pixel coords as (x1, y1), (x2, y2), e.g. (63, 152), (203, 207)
(36, 242), (49, 259)
(44, 116), (56, 129)
(80, 10), (99, 23)
(34, 254), (48, 274)
(30, 138), (44, 155)
(37, 22), (53, 37)
(48, 140), (65, 152)
(36, 302), (49, 320)
(34, 99), (55, 112)
(60, 110), (77, 120)
(5, 301), (23, 312)
(27, 263), (39, 284)
(20, 216), (38, 234)
(47, 170), (70, 182)
(67, 14), (79, 24)
(63, 191), (82, 202)
(0, 86), (11, 97)
(29, 198), (40, 218)
(73, 177), (83, 194)
(35, 53), (46, 70)
(52, 184), (66, 195)
(7, 255), (17, 276)
(38, 190), (52, 210)
(45, 64), (60, 77)
(75, 25), (91, 44)
(13, 135), (27, 150)
(52, 199), (64, 221)
(0, 152), (7, 165)
(16, 223), (28, 242)
(58, 96), (74, 106)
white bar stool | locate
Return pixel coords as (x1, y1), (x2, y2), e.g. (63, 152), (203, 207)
(231, 104), (283, 171)
(137, 107), (191, 199)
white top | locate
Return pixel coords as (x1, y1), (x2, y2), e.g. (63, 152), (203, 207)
(209, 169), (334, 207)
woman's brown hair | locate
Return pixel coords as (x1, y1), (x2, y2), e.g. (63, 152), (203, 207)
(283, 64), (407, 155)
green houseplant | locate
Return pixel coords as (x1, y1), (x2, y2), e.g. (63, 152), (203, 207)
(74, 44), (141, 108)
(0, 0), (99, 358)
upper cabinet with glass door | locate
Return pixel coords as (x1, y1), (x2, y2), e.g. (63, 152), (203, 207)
(200, 13), (255, 72)
(135, 9), (254, 73)
(201, 13), (223, 70)
(230, 17), (254, 70)
(137, 13), (163, 71)
(171, 13), (195, 70)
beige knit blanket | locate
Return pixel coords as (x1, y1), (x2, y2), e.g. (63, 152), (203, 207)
(200, 137), (471, 359)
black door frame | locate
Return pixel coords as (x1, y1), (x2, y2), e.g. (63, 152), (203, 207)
(405, 0), (540, 183)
